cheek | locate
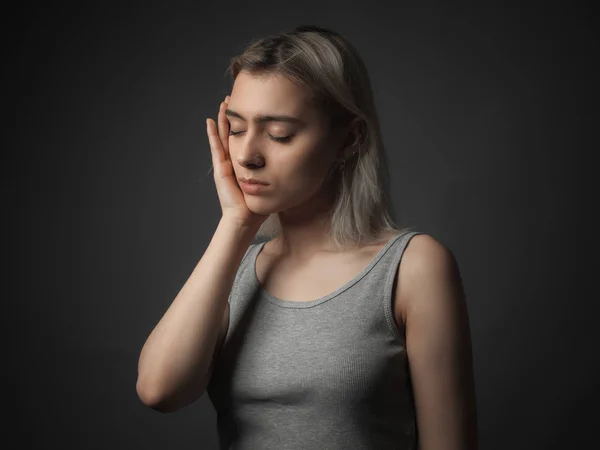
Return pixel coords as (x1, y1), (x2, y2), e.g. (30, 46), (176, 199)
(280, 146), (327, 177)
(280, 150), (335, 195)
(302, 145), (337, 181)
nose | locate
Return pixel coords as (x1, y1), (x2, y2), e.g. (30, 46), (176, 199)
(234, 133), (265, 169)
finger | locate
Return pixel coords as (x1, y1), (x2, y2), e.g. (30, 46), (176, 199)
(206, 118), (225, 169)
(217, 101), (230, 159)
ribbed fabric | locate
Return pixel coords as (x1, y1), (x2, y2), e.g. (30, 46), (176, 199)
(207, 229), (423, 449)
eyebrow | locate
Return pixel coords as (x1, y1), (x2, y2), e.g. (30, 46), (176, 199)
(225, 108), (304, 125)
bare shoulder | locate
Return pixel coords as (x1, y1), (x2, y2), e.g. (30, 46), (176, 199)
(394, 234), (464, 326)
(395, 234), (477, 449)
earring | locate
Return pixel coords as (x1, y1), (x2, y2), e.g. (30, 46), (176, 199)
(339, 148), (359, 170)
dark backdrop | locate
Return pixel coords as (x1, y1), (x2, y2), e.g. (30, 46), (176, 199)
(7, 3), (592, 449)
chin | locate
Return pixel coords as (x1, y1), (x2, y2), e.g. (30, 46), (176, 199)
(244, 197), (277, 216)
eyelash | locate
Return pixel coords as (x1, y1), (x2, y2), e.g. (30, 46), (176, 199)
(228, 130), (292, 144)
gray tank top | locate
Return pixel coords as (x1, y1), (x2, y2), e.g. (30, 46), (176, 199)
(207, 229), (423, 449)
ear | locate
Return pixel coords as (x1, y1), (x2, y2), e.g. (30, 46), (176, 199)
(337, 117), (362, 160)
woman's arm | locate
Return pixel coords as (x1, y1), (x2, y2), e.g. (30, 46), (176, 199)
(397, 234), (478, 450)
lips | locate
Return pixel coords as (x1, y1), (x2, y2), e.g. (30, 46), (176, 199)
(239, 178), (268, 185)
(239, 181), (268, 194)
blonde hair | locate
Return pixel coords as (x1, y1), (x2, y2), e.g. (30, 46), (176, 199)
(225, 25), (414, 250)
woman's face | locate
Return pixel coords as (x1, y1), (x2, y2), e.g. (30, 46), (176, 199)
(226, 71), (344, 216)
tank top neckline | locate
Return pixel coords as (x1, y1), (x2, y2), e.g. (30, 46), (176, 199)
(251, 231), (409, 308)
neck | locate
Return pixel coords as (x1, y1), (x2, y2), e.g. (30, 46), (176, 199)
(272, 178), (343, 260)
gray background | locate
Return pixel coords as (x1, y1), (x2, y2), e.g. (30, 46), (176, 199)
(8, 2), (592, 449)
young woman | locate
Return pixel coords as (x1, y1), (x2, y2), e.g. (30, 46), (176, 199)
(137, 25), (478, 450)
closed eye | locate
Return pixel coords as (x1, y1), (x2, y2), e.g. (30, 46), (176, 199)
(229, 130), (292, 144)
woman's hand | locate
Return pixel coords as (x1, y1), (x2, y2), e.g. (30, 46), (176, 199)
(206, 95), (270, 229)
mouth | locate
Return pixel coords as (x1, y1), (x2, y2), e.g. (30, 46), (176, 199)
(239, 178), (269, 185)
(240, 181), (269, 194)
